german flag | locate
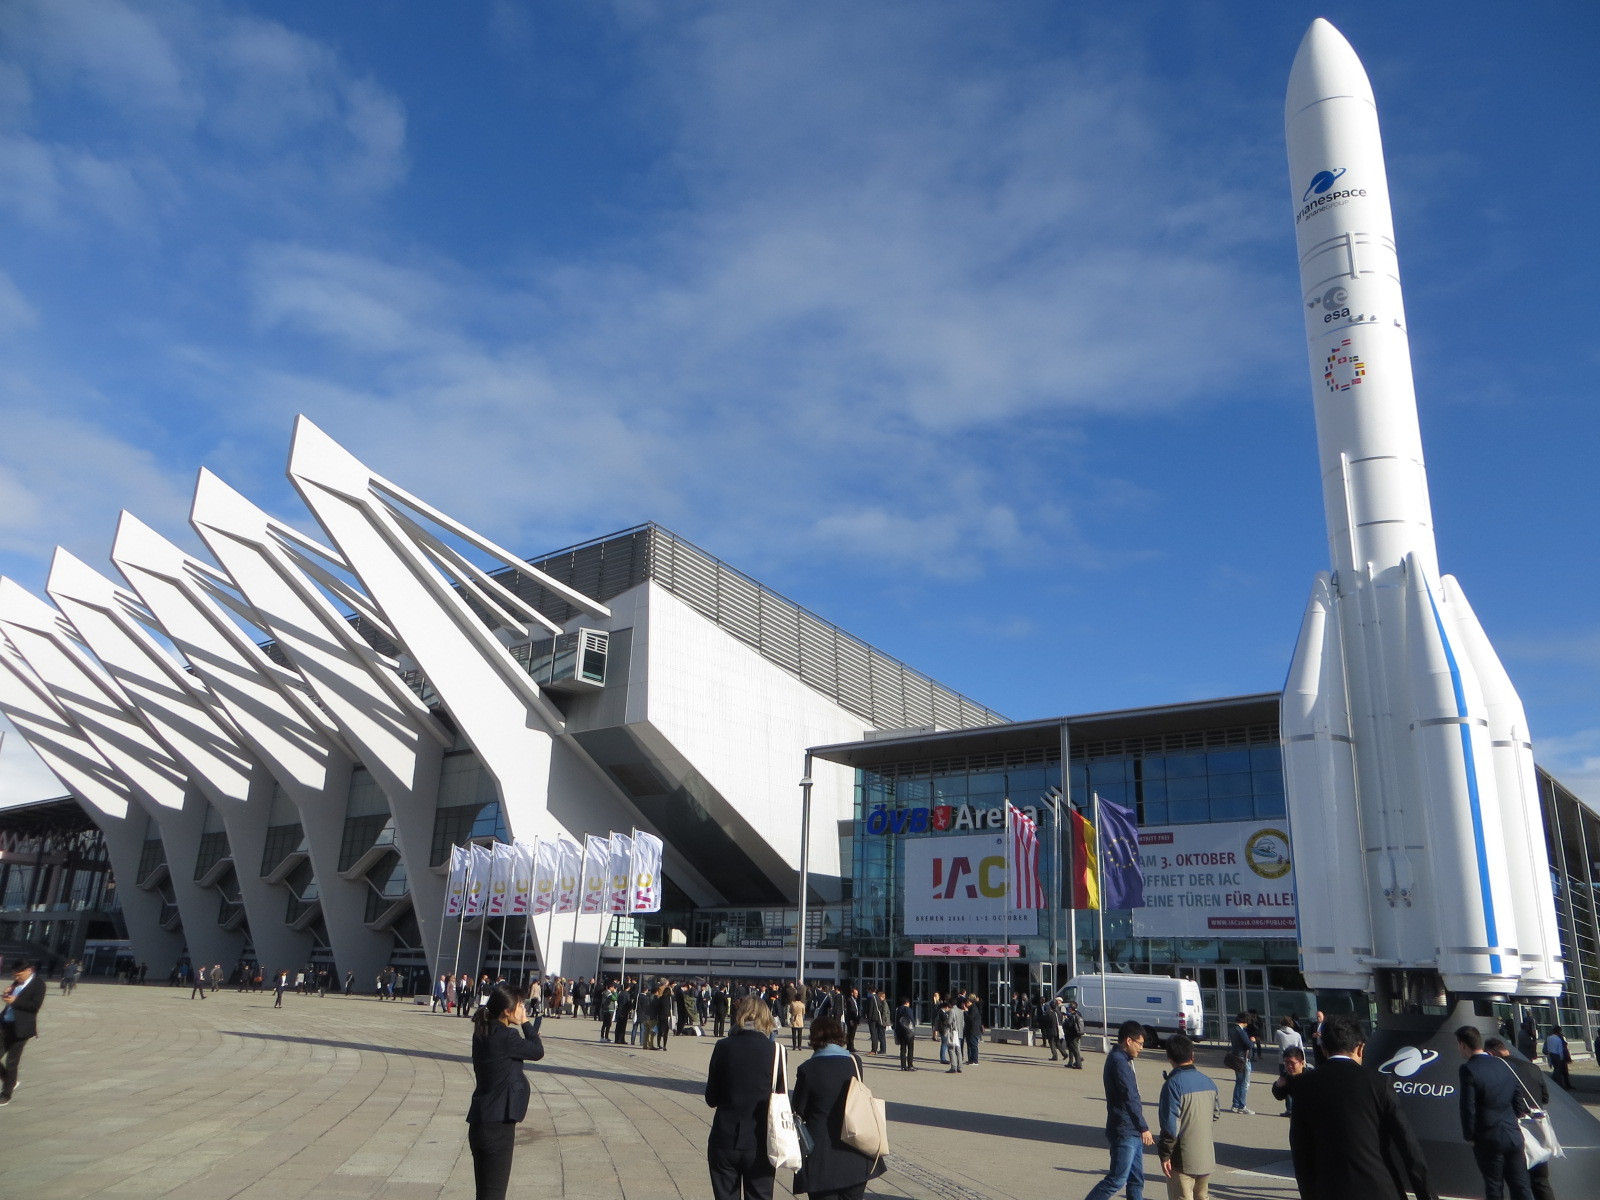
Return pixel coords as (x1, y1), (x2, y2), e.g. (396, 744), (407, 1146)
(1069, 809), (1099, 910)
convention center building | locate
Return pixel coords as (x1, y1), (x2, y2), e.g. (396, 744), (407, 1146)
(2, 415), (1598, 1050)
(0, 417), (1001, 992)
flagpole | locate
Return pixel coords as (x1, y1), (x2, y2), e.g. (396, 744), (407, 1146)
(543, 900), (558, 981)
(571, 836), (587, 981)
(431, 882), (450, 986)
(1001, 782), (1012, 1027)
(592, 834), (612, 986)
(1094, 789), (1107, 1047)
(1064, 723), (1076, 985)
(449, 844), (468, 1002)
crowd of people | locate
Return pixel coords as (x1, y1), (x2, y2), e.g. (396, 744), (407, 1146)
(9, 953), (1583, 1199)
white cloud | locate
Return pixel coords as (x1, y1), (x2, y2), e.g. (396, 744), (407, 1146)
(0, 406), (194, 565)
(1536, 728), (1600, 809)
(0, 3), (1296, 594)
(0, 715), (70, 809)
(0, 0), (406, 232)
(0, 269), (37, 334)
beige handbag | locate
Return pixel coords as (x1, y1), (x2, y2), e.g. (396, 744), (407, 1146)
(840, 1055), (889, 1161)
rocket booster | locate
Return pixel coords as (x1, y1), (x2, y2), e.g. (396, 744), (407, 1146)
(1281, 20), (1561, 998)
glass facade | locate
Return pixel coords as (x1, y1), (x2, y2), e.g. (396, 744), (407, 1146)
(429, 751), (507, 865)
(1541, 769), (1600, 1047)
(851, 724), (1285, 967)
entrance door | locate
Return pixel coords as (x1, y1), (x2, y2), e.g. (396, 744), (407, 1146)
(1219, 966), (1270, 1035)
(1180, 966), (1267, 1040)
(988, 967), (1013, 1030)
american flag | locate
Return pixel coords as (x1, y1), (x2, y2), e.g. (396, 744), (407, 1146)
(1007, 802), (1046, 909)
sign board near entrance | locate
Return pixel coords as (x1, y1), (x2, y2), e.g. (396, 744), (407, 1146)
(902, 833), (1041, 936)
(913, 943), (1021, 959)
(1131, 820), (1296, 939)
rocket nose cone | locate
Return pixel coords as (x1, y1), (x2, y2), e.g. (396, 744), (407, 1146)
(1286, 17), (1375, 121)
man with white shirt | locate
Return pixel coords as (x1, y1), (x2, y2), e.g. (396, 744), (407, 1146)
(1, 960), (45, 1106)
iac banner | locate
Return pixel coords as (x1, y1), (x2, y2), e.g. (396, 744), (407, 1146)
(1131, 820), (1297, 939)
(902, 833), (1042, 937)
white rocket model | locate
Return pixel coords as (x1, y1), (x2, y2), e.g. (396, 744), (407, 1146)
(1280, 19), (1562, 999)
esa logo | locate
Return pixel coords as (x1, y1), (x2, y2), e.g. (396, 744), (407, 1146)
(1379, 1047), (1455, 1097)
(1302, 167), (1347, 201)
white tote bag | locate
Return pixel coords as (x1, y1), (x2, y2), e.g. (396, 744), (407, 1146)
(1498, 1058), (1564, 1169)
(766, 1044), (803, 1171)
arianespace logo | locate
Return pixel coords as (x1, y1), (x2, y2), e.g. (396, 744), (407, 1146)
(1302, 167), (1346, 201)
(1297, 167), (1367, 224)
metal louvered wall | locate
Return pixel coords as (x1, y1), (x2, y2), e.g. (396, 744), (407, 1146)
(508, 524), (1006, 732)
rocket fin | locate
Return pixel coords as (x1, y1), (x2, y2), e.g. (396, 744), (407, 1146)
(1401, 555), (1521, 994)
(1281, 573), (1373, 991)
(1440, 576), (1564, 996)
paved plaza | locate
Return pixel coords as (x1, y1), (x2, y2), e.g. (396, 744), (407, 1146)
(2, 983), (1595, 1200)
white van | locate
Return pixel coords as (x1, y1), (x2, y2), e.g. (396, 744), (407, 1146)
(1055, 974), (1203, 1040)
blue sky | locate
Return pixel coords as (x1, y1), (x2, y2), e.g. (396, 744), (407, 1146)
(0, 0), (1594, 805)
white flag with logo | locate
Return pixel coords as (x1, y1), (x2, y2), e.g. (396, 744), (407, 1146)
(486, 841), (515, 916)
(509, 839), (537, 916)
(465, 843), (492, 917)
(554, 838), (583, 914)
(609, 833), (633, 914)
(631, 830), (664, 914)
(444, 844), (469, 917)
(532, 839), (559, 916)
(581, 835), (611, 915)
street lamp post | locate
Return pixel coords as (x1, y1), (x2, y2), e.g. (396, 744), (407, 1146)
(796, 759), (814, 991)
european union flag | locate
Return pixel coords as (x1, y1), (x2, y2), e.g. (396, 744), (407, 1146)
(1098, 798), (1145, 909)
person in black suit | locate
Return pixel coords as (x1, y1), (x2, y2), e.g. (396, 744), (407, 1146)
(0, 960), (45, 1105)
(1486, 1038), (1554, 1200)
(1280, 1015), (1436, 1200)
(704, 994), (781, 1200)
(466, 984), (545, 1200)
(1457, 1025), (1534, 1200)
(892, 998), (917, 1071)
(792, 1016), (887, 1200)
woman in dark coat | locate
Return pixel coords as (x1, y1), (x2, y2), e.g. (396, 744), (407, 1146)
(466, 984), (545, 1200)
(705, 995), (781, 1200)
(792, 1017), (887, 1200)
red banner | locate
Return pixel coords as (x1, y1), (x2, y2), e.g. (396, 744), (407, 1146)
(912, 943), (1021, 959)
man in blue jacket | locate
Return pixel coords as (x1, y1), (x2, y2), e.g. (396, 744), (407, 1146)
(1086, 1019), (1154, 1200)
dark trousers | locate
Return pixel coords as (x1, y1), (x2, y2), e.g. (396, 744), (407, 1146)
(1472, 1129), (1534, 1200)
(0, 1028), (28, 1097)
(1530, 1163), (1554, 1200)
(600, 1013), (613, 1040)
(1064, 1036), (1083, 1068)
(898, 1039), (914, 1070)
(806, 1188), (866, 1200)
(190, 982), (206, 999)
(845, 1020), (859, 1050)
(791, 1026), (803, 1050)
(468, 1120), (517, 1200)
(708, 1145), (775, 1200)
(714, 1013), (727, 1036)
(614, 1013), (629, 1043)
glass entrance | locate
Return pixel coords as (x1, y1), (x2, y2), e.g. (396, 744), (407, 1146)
(1182, 965), (1269, 1040)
